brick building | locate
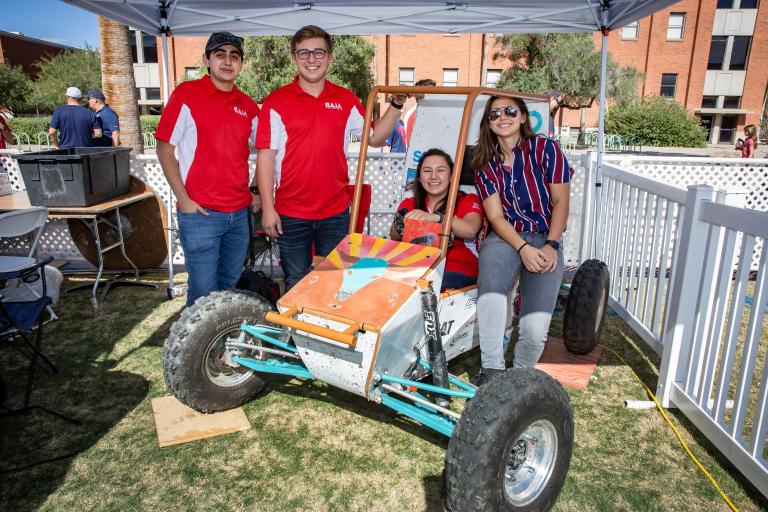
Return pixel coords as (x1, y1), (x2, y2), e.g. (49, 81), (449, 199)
(141, 0), (767, 144)
(0, 31), (81, 79)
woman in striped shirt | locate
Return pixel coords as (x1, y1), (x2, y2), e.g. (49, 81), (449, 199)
(470, 95), (573, 386)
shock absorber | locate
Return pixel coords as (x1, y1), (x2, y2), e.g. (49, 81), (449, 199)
(421, 283), (451, 408)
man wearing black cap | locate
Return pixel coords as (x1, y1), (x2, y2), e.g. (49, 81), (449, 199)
(87, 90), (120, 147)
(156, 32), (260, 306)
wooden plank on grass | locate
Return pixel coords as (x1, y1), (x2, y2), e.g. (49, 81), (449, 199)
(536, 336), (602, 389)
(151, 395), (251, 448)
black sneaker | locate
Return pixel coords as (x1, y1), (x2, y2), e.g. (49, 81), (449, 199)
(470, 368), (505, 387)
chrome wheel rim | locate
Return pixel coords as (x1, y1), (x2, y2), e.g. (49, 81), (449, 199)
(504, 419), (558, 506)
(203, 329), (254, 388)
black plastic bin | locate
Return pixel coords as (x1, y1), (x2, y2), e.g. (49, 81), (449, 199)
(14, 147), (131, 207)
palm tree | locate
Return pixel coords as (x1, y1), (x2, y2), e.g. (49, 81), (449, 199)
(98, 16), (143, 153)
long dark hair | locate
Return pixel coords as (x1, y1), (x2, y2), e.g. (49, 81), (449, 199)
(413, 148), (455, 214)
(471, 95), (536, 171)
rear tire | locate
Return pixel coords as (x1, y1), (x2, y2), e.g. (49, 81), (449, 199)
(563, 259), (609, 355)
(162, 290), (274, 413)
(445, 368), (573, 511)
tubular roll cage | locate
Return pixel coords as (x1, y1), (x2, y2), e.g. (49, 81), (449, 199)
(350, 86), (547, 257)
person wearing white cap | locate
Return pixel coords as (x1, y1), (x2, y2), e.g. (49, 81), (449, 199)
(48, 86), (101, 148)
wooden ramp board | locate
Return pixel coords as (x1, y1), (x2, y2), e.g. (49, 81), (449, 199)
(535, 336), (602, 389)
(151, 395), (251, 448)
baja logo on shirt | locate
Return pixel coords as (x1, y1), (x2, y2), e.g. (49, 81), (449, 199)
(325, 102), (343, 110)
(233, 106), (248, 117)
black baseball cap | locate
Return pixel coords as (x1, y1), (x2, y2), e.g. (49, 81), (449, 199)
(205, 32), (244, 57)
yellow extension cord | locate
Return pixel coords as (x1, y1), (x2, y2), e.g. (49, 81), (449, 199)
(597, 344), (739, 512)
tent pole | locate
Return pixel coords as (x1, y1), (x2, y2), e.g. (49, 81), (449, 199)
(161, 33), (171, 106)
(594, 29), (608, 262)
(160, 32), (175, 293)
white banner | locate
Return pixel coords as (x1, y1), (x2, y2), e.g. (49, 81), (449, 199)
(401, 94), (549, 193)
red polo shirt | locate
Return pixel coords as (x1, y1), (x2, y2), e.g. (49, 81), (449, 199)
(155, 75), (259, 212)
(255, 77), (365, 219)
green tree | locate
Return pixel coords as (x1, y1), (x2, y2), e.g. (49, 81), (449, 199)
(606, 96), (707, 147)
(236, 35), (375, 103)
(494, 33), (642, 134)
(31, 48), (102, 113)
(0, 64), (32, 112)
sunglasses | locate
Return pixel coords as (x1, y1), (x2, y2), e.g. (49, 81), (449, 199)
(488, 106), (519, 122)
(210, 32), (243, 47)
(293, 48), (329, 60)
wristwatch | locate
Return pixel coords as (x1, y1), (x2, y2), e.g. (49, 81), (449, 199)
(249, 185), (259, 195)
(390, 97), (404, 109)
(544, 239), (560, 250)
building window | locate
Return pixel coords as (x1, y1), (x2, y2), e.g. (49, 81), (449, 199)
(146, 88), (161, 100)
(142, 33), (158, 63)
(130, 30), (139, 64)
(729, 36), (751, 70)
(667, 13), (685, 40)
(707, 36), (727, 70)
(398, 67), (414, 86)
(660, 74), (677, 97)
(621, 21), (639, 40)
(739, 0), (758, 8)
(716, 0), (734, 8)
(701, 96), (718, 108)
(486, 69), (501, 88)
(722, 96), (741, 108)
(719, 115), (736, 144)
(700, 115), (713, 140)
(185, 67), (201, 80)
(443, 68), (458, 87)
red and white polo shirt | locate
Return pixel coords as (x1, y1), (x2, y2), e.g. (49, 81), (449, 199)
(255, 77), (365, 219)
(155, 74), (259, 212)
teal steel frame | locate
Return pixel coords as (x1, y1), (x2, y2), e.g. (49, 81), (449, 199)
(233, 323), (480, 438)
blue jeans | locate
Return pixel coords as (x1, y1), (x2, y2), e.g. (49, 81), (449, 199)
(277, 209), (349, 291)
(177, 207), (250, 306)
(477, 232), (564, 369)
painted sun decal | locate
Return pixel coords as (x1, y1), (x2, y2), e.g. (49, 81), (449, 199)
(318, 233), (439, 301)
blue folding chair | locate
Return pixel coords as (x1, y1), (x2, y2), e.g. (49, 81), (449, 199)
(0, 256), (78, 423)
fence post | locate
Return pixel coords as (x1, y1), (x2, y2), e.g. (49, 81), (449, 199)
(578, 151), (595, 263)
(657, 184), (716, 407)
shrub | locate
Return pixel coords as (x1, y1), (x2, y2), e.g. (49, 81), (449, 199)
(7, 116), (52, 143)
(141, 115), (160, 134)
(605, 96), (707, 148)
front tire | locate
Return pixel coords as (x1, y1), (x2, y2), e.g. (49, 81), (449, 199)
(162, 290), (274, 413)
(445, 368), (573, 511)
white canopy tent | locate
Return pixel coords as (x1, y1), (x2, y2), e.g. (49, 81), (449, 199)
(62, 0), (680, 257)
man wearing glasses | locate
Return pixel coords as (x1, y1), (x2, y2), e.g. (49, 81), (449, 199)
(156, 32), (260, 306)
(256, 25), (406, 291)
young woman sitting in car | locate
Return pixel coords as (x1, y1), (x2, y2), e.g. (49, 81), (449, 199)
(390, 148), (484, 291)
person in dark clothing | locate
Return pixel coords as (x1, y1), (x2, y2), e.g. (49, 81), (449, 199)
(49, 87), (100, 148)
(87, 90), (121, 147)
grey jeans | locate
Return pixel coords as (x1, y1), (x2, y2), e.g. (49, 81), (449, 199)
(477, 232), (564, 369)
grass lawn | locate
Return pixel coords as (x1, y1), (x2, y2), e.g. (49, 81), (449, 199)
(1, 274), (766, 511)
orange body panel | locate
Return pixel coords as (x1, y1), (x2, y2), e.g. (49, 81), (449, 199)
(278, 233), (440, 329)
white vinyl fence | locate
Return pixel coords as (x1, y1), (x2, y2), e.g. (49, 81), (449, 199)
(580, 152), (768, 497)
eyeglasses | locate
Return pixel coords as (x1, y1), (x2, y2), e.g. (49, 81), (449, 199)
(293, 48), (328, 60)
(488, 106), (519, 122)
